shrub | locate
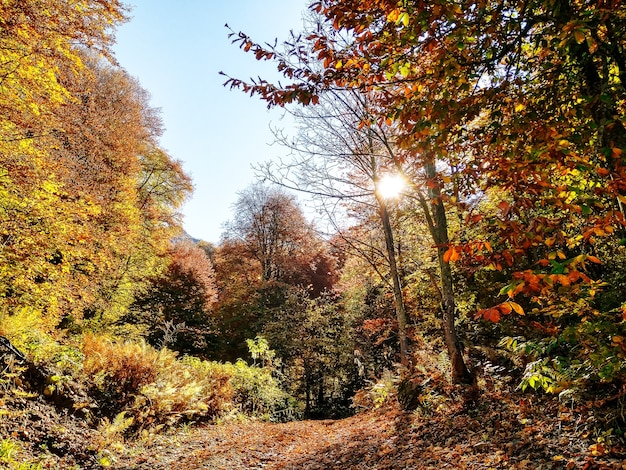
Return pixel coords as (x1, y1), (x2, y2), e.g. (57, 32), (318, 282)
(0, 438), (41, 470)
(81, 334), (233, 428)
(138, 355), (233, 426)
(223, 358), (300, 422)
(47, 333), (298, 433)
(0, 307), (57, 364)
(352, 369), (397, 411)
(82, 334), (160, 412)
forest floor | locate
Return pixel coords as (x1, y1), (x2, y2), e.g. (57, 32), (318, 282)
(5, 384), (626, 469)
(111, 391), (626, 470)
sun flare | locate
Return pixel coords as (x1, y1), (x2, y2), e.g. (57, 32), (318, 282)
(377, 174), (406, 199)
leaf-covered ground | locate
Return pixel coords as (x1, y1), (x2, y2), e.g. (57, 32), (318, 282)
(112, 390), (626, 470)
(5, 386), (626, 469)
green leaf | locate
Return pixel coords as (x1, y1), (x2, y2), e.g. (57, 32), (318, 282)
(550, 260), (566, 274)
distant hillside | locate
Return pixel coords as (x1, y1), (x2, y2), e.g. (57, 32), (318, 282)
(173, 231), (201, 244)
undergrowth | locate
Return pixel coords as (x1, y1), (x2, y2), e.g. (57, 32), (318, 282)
(81, 333), (299, 430)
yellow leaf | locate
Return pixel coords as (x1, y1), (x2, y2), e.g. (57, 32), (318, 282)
(387, 9), (400, 23)
(500, 302), (512, 314)
(509, 302), (524, 315)
(514, 103), (525, 112)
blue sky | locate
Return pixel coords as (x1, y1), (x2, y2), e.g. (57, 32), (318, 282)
(113, 1), (309, 243)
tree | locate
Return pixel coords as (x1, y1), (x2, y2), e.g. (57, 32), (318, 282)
(130, 241), (218, 354)
(262, 288), (359, 417)
(48, 52), (191, 329)
(211, 184), (340, 362)
(259, 88), (414, 365)
(1, 1), (131, 328)
(224, 183), (337, 290)
(1, 2), (191, 334)
(223, 0), (626, 385)
(0, 0), (127, 138)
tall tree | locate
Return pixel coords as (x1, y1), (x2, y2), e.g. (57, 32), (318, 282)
(129, 240), (218, 354)
(1, 1), (130, 328)
(224, 183), (335, 289)
(1, 2), (191, 333)
(213, 183), (339, 360)
(259, 89), (413, 365)
(223, 0), (626, 384)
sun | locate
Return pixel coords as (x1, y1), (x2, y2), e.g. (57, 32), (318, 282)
(376, 174), (406, 199)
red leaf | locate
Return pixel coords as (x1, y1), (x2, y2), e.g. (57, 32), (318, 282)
(484, 308), (501, 322)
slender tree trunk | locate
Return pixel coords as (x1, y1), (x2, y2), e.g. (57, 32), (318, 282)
(377, 192), (409, 366)
(317, 374), (325, 411)
(424, 160), (473, 384)
(304, 364), (311, 415)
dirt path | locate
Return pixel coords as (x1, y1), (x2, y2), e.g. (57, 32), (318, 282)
(116, 413), (382, 469)
(113, 400), (625, 470)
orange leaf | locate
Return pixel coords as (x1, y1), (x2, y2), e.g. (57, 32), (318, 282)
(573, 29), (586, 45)
(499, 302), (512, 315)
(558, 274), (571, 287)
(586, 255), (602, 264)
(498, 200), (510, 212)
(443, 246), (454, 263)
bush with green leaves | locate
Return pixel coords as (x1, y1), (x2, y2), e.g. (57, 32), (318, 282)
(217, 336), (301, 422)
(222, 358), (300, 421)
(500, 308), (626, 396)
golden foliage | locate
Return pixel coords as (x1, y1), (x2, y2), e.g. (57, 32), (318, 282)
(81, 334), (233, 428)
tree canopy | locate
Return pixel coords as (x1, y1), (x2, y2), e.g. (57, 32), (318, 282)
(224, 0), (626, 385)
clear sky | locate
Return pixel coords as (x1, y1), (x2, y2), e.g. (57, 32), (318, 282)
(113, 1), (309, 243)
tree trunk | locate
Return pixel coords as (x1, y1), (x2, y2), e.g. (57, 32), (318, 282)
(377, 194), (409, 366)
(424, 161), (473, 384)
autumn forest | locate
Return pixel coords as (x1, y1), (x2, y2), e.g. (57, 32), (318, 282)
(1, 0), (626, 468)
